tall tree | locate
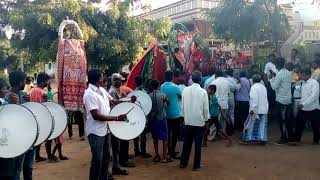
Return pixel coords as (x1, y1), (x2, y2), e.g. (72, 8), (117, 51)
(8, 0), (153, 73)
(207, 0), (291, 49)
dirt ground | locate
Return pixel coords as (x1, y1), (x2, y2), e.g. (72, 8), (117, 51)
(33, 124), (320, 180)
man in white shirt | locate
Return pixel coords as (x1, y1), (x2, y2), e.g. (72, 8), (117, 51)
(294, 68), (320, 145)
(211, 70), (231, 132)
(180, 71), (210, 171)
(225, 69), (240, 134)
(270, 59), (294, 144)
(242, 74), (269, 143)
(264, 54), (278, 77)
(83, 69), (128, 180)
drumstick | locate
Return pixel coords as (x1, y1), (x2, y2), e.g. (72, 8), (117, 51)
(124, 107), (134, 115)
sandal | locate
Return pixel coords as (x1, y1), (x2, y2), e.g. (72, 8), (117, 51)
(153, 155), (160, 162)
(161, 158), (173, 163)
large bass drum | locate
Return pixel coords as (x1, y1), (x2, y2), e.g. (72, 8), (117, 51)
(42, 102), (67, 140)
(0, 104), (39, 158)
(125, 90), (152, 115)
(22, 102), (54, 146)
(109, 102), (146, 140)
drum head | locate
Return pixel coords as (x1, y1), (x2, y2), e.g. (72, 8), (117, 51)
(0, 104), (38, 158)
(42, 102), (67, 140)
(127, 90), (152, 115)
(22, 102), (54, 146)
(109, 102), (146, 140)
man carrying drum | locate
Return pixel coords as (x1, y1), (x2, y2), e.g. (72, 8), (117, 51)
(5, 71), (33, 180)
(0, 77), (18, 180)
(83, 69), (135, 180)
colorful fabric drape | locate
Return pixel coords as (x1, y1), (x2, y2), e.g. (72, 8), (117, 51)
(56, 38), (87, 111)
(127, 41), (166, 90)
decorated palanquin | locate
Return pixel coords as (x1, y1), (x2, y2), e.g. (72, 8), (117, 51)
(56, 20), (87, 112)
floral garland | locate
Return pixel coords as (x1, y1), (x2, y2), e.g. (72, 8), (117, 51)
(58, 20), (83, 40)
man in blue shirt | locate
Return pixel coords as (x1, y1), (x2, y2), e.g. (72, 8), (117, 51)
(160, 70), (182, 159)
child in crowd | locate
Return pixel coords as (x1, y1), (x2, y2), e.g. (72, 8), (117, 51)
(24, 76), (35, 95)
(148, 80), (172, 163)
(203, 84), (232, 147)
(52, 136), (69, 161)
(291, 65), (301, 84)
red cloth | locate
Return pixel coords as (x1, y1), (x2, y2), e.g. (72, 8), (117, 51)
(30, 87), (46, 103)
(152, 45), (166, 85)
(127, 41), (157, 89)
(56, 39), (87, 111)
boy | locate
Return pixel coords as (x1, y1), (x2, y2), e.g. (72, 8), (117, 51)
(148, 80), (172, 163)
(203, 84), (232, 147)
(24, 76), (35, 95)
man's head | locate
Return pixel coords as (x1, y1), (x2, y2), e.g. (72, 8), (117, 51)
(300, 68), (311, 81)
(207, 84), (217, 95)
(111, 73), (124, 88)
(285, 62), (294, 71)
(215, 70), (224, 78)
(165, 70), (174, 82)
(120, 72), (129, 83)
(134, 75), (143, 87)
(173, 69), (181, 78)
(291, 49), (299, 59)
(268, 53), (276, 63)
(0, 78), (9, 98)
(191, 71), (202, 84)
(37, 73), (50, 88)
(225, 68), (233, 77)
(252, 74), (262, 84)
(149, 79), (160, 91)
(208, 66), (217, 76)
(9, 71), (26, 90)
(250, 65), (260, 74)
(26, 76), (33, 85)
(240, 70), (247, 78)
(88, 69), (103, 87)
(276, 57), (286, 70)
(294, 64), (301, 73)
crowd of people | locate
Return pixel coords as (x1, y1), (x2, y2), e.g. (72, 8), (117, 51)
(0, 71), (82, 180)
(1, 48), (320, 180)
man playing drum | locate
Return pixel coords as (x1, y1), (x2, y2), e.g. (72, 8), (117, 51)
(5, 71), (34, 180)
(83, 69), (133, 180)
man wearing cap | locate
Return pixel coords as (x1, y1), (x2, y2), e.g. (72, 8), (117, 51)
(109, 73), (136, 173)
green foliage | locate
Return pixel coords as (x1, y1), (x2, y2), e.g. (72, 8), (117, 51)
(207, 0), (291, 47)
(6, 0), (153, 73)
(151, 17), (172, 42)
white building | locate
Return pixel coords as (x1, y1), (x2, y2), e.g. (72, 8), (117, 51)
(137, 0), (220, 38)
